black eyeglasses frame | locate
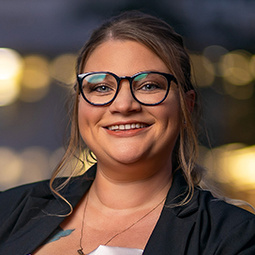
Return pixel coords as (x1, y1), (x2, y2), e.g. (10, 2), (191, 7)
(77, 71), (177, 106)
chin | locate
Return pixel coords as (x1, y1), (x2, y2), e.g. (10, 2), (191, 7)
(113, 155), (142, 165)
(104, 150), (147, 166)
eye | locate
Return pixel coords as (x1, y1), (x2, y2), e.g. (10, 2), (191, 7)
(83, 82), (115, 94)
(93, 84), (113, 93)
(83, 73), (116, 94)
(140, 83), (161, 91)
(135, 81), (166, 93)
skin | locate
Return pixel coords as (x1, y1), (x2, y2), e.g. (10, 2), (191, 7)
(34, 40), (194, 254)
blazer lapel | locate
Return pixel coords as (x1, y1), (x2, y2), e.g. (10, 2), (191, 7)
(143, 170), (199, 255)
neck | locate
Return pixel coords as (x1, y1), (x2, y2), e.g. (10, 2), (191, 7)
(89, 160), (173, 210)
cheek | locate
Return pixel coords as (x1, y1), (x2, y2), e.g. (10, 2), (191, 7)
(78, 101), (105, 145)
(78, 102), (88, 127)
(78, 102), (95, 140)
(164, 110), (181, 139)
(161, 95), (181, 127)
(78, 100), (98, 124)
(159, 97), (182, 143)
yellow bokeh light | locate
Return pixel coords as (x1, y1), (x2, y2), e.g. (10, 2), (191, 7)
(0, 79), (20, 106)
(190, 54), (215, 87)
(221, 145), (255, 190)
(0, 48), (23, 80)
(205, 144), (255, 190)
(0, 147), (23, 190)
(50, 54), (76, 85)
(220, 50), (253, 86)
(224, 67), (252, 86)
(0, 48), (23, 106)
(20, 55), (50, 102)
(250, 55), (255, 79)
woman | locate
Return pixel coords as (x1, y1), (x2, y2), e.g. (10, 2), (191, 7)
(0, 11), (255, 255)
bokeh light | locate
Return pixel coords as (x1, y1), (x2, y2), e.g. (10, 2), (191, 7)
(0, 147), (23, 190)
(224, 145), (255, 189)
(50, 53), (76, 85)
(19, 146), (51, 183)
(0, 145), (97, 191)
(0, 48), (23, 106)
(0, 146), (53, 190)
(203, 144), (255, 190)
(20, 55), (51, 102)
(190, 53), (215, 87)
(250, 55), (255, 79)
(220, 50), (253, 86)
(223, 81), (254, 100)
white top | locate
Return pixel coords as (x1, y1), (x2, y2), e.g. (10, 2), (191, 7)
(88, 245), (143, 255)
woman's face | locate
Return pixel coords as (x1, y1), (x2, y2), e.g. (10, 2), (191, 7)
(78, 40), (181, 168)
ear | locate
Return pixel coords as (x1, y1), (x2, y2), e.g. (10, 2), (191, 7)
(185, 90), (196, 113)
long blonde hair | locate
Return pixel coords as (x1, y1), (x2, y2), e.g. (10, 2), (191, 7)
(50, 11), (203, 215)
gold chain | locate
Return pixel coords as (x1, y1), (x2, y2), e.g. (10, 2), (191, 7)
(77, 192), (166, 254)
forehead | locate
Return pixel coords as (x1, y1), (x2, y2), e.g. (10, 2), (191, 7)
(83, 40), (170, 76)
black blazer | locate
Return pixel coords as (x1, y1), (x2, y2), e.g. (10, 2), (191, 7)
(0, 164), (255, 255)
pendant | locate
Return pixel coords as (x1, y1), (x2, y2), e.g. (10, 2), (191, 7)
(77, 248), (85, 255)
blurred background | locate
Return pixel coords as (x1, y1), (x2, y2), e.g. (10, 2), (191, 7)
(0, 0), (254, 209)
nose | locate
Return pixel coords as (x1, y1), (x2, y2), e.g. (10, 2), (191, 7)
(109, 80), (142, 114)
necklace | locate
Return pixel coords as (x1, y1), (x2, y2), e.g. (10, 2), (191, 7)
(77, 193), (166, 255)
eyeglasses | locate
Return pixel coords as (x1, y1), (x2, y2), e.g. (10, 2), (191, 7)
(77, 71), (177, 106)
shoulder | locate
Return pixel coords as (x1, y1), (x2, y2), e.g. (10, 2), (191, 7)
(196, 188), (255, 253)
(159, 171), (255, 254)
(197, 188), (255, 223)
(0, 179), (51, 199)
(0, 180), (51, 201)
(0, 165), (96, 222)
(0, 180), (51, 220)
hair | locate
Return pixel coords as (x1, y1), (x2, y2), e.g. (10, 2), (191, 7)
(50, 10), (203, 215)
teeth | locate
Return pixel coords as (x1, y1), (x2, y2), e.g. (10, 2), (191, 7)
(108, 123), (147, 131)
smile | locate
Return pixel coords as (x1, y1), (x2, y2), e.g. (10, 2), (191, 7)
(107, 123), (149, 131)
